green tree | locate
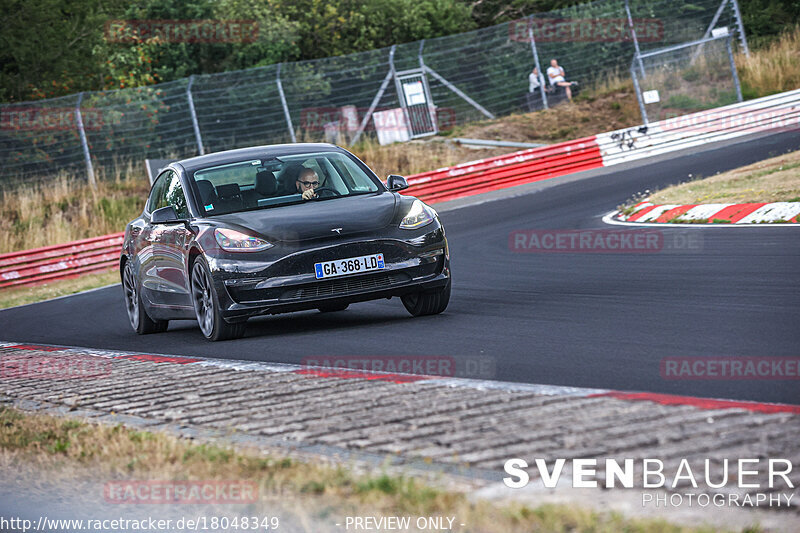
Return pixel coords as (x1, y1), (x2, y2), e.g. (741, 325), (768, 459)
(267, 0), (476, 59)
(0, 0), (128, 101)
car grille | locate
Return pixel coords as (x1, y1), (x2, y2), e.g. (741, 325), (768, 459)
(281, 272), (411, 300)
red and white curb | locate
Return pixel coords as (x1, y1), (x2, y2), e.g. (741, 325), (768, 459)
(2, 341), (798, 415)
(606, 200), (800, 227)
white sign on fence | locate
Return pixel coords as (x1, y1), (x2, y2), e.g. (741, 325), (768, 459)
(403, 81), (426, 106)
(711, 26), (729, 38)
(643, 90), (661, 104)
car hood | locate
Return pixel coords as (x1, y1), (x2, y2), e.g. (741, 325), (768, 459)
(212, 192), (398, 243)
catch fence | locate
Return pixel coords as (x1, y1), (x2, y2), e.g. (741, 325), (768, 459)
(0, 0), (748, 188)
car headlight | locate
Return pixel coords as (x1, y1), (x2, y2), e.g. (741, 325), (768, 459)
(214, 228), (273, 252)
(400, 200), (436, 230)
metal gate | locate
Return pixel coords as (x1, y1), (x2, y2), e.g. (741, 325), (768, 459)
(394, 69), (437, 138)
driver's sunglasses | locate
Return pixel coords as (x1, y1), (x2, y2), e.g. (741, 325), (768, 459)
(298, 180), (319, 187)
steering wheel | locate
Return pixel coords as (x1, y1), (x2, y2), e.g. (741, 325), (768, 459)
(313, 186), (341, 198)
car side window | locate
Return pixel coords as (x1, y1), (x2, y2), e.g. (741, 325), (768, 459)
(162, 172), (189, 219)
(147, 172), (169, 214)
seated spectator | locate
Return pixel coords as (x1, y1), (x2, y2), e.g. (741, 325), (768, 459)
(528, 66), (542, 94)
(546, 58), (578, 102)
(526, 66), (544, 112)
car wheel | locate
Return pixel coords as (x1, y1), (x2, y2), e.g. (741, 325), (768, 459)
(191, 257), (246, 341)
(318, 303), (349, 313)
(122, 260), (168, 335)
(401, 278), (451, 317)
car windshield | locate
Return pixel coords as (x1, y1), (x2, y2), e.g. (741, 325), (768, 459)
(190, 151), (381, 216)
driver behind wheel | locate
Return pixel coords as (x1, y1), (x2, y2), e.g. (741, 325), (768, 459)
(296, 168), (321, 200)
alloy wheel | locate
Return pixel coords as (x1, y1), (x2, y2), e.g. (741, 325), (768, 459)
(191, 262), (215, 337)
(123, 263), (139, 330)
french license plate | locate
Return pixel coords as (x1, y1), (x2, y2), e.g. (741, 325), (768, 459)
(314, 253), (385, 279)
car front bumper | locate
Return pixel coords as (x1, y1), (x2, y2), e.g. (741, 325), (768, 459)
(206, 231), (450, 321)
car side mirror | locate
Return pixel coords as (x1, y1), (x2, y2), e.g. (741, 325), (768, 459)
(387, 174), (408, 191)
(151, 205), (182, 224)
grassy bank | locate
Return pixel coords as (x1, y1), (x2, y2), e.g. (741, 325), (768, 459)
(737, 25), (800, 99)
(0, 165), (150, 255)
(0, 406), (726, 533)
(447, 72), (641, 144)
(647, 148), (800, 205)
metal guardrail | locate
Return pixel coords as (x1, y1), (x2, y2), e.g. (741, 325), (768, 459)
(405, 88), (800, 203)
(597, 88), (800, 166)
(451, 138), (549, 149)
(0, 233), (122, 289)
(1, 88), (797, 290)
(406, 137), (604, 203)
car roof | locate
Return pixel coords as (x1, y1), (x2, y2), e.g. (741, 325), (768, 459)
(177, 143), (345, 173)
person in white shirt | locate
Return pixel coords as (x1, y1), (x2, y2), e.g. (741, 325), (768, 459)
(528, 66), (541, 93)
(526, 66), (544, 111)
(546, 59), (576, 102)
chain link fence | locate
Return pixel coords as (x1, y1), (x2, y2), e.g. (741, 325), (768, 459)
(0, 0), (747, 188)
(632, 33), (742, 125)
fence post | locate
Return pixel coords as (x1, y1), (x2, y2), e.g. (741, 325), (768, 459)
(186, 75), (205, 155)
(276, 63), (297, 143)
(692, 0), (729, 61)
(625, 0), (646, 78)
(418, 40), (439, 135)
(350, 45), (396, 146)
(527, 16), (548, 110)
(726, 36), (743, 102)
(729, 0), (749, 56)
(631, 65), (648, 125)
(74, 92), (96, 188)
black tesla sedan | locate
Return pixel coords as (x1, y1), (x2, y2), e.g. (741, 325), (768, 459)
(120, 143), (451, 341)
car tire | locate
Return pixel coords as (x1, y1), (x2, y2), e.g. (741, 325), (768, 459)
(122, 260), (168, 335)
(401, 277), (451, 317)
(318, 303), (349, 313)
(191, 257), (246, 341)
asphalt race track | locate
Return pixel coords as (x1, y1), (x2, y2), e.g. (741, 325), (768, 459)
(2, 132), (799, 404)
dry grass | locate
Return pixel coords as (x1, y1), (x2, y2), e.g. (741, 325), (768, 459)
(0, 269), (119, 310)
(0, 406), (724, 533)
(737, 25), (800, 98)
(350, 139), (517, 178)
(0, 162), (150, 254)
(450, 74), (641, 144)
(648, 148), (800, 205)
